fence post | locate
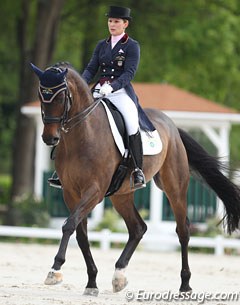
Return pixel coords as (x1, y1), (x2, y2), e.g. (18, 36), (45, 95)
(101, 229), (111, 251)
(215, 235), (224, 256)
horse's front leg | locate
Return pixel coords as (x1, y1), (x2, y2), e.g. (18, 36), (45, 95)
(44, 210), (78, 285)
(76, 218), (99, 296)
(111, 193), (147, 292)
(44, 187), (100, 286)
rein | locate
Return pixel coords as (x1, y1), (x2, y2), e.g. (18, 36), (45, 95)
(61, 97), (102, 133)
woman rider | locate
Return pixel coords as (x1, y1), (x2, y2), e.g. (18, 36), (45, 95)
(82, 5), (155, 190)
(49, 6), (155, 190)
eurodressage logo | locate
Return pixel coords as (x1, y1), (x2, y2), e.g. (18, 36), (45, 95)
(150, 141), (155, 148)
(125, 290), (240, 303)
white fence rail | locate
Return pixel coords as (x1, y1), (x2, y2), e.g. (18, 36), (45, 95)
(0, 225), (240, 256)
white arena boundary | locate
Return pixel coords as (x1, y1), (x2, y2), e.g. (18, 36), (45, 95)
(1, 225), (240, 256)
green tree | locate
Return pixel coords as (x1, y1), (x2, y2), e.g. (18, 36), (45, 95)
(0, 2), (20, 173)
(6, 0), (65, 224)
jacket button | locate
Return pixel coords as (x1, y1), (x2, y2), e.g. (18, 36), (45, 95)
(111, 69), (114, 72)
(111, 76), (114, 79)
(111, 61), (113, 64)
(103, 69), (106, 72)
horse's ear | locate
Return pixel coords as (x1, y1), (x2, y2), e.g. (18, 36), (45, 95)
(62, 68), (68, 77)
(30, 63), (44, 79)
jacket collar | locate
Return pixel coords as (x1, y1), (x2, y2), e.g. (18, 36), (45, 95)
(106, 33), (129, 44)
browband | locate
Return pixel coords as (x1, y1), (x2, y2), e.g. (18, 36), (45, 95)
(39, 81), (67, 103)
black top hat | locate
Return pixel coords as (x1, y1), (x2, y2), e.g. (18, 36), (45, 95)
(106, 6), (132, 21)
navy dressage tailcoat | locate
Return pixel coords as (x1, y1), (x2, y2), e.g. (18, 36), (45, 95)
(82, 33), (155, 131)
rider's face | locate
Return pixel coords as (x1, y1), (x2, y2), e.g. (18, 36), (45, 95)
(108, 18), (128, 36)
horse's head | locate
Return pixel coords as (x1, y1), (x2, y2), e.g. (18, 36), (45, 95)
(31, 63), (71, 146)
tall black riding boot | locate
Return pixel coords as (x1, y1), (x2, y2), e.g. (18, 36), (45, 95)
(129, 130), (146, 190)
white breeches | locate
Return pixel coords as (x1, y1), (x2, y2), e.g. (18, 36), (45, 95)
(93, 84), (139, 135)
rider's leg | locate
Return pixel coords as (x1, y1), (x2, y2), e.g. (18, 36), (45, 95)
(109, 89), (146, 190)
(128, 130), (146, 189)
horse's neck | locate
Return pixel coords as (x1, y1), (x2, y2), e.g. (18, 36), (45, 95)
(71, 90), (93, 113)
(58, 106), (102, 161)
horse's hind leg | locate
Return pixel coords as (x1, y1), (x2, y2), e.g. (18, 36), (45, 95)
(173, 206), (191, 292)
(155, 143), (192, 292)
(76, 218), (99, 296)
(110, 193), (147, 292)
(156, 177), (191, 292)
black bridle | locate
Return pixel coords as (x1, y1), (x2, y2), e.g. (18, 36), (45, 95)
(40, 78), (102, 134)
(41, 84), (72, 126)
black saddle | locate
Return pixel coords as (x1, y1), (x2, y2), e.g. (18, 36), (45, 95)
(101, 98), (128, 147)
(100, 98), (130, 197)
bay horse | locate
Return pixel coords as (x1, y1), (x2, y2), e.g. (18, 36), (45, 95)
(31, 62), (240, 296)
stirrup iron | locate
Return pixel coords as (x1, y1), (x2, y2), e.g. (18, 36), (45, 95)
(130, 168), (146, 190)
(48, 171), (62, 189)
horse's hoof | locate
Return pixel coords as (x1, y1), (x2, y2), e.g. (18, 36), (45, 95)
(44, 271), (63, 285)
(179, 287), (192, 294)
(83, 288), (99, 296)
(112, 269), (128, 292)
(112, 277), (128, 292)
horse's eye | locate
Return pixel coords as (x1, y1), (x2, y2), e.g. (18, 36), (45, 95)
(55, 92), (65, 104)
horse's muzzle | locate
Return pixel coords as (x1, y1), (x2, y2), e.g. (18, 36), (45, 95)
(42, 129), (60, 146)
(42, 135), (60, 146)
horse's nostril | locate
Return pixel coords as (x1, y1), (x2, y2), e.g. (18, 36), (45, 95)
(53, 137), (60, 145)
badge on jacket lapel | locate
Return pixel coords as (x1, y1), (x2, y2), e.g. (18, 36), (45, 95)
(115, 55), (125, 67)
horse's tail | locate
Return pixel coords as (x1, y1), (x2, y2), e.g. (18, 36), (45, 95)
(178, 128), (240, 234)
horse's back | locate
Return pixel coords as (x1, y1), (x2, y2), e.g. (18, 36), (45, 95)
(144, 107), (179, 138)
(144, 107), (188, 172)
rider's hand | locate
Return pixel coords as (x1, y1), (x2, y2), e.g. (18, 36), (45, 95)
(99, 83), (113, 96)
